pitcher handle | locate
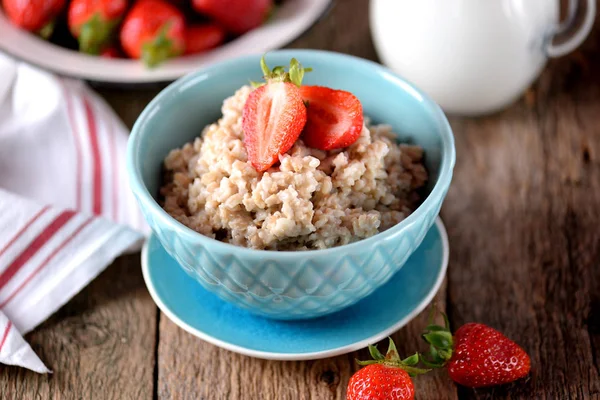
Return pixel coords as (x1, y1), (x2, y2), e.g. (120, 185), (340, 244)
(546, 0), (596, 58)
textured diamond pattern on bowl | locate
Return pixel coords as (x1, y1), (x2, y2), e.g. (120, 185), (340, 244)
(127, 51), (456, 320)
(145, 203), (441, 319)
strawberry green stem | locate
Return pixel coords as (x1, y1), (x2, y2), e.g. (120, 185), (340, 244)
(356, 338), (430, 377)
(251, 55), (312, 88)
(79, 13), (117, 55)
(420, 308), (454, 368)
(265, 4), (278, 23)
(142, 24), (179, 68)
(38, 20), (56, 40)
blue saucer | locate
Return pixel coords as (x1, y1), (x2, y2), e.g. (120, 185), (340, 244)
(142, 218), (448, 360)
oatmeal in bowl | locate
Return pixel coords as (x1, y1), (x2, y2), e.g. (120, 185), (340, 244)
(160, 84), (428, 250)
(128, 50), (455, 319)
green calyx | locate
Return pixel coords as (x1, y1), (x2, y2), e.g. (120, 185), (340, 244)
(142, 23), (180, 68)
(356, 338), (430, 377)
(420, 309), (454, 368)
(79, 13), (118, 55)
(38, 20), (56, 40)
(250, 55), (312, 88)
(265, 4), (278, 23)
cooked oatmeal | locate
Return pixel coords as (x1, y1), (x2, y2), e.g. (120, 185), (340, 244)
(160, 86), (428, 250)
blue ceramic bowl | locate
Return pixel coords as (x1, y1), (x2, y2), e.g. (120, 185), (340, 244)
(127, 49), (455, 320)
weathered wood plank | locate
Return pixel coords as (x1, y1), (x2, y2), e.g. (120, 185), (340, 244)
(156, 1), (455, 399)
(442, 15), (600, 399)
(387, 280), (458, 400)
(6, 0), (600, 398)
(0, 82), (159, 399)
(0, 255), (157, 400)
(286, 0), (377, 61)
(156, 285), (456, 400)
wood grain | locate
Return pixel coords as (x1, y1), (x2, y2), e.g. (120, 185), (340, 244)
(155, 284), (457, 400)
(2, 0), (600, 398)
(0, 75), (160, 399)
(442, 11), (600, 399)
(155, 0), (455, 399)
(0, 255), (157, 400)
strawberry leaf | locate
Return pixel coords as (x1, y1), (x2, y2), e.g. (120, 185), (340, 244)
(38, 20), (56, 40)
(260, 56), (270, 77)
(142, 22), (181, 68)
(368, 344), (385, 361)
(401, 365), (431, 377)
(78, 12), (116, 55)
(429, 344), (440, 360)
(256, 55), (312, 88)
(289, 62), (301, 87)
(356, 359), (380, 366)
(401, 353), (419, 366)
(425, 324), (447, 332)
(356, 341), (433, 377)
(423, 332), (452, 349)
(385, 337), (400, 361)
(272, 66), (286, 75)
(438, 349), (452, 360)
(419, 354), (445, 369)
(421, 306), (454, 366)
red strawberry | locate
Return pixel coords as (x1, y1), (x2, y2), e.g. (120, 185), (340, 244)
(191, 0), (272, 35)
(421, 313), (531, 388)
(242, 57), (310, 172)
(120, 0), (185, 67)
(2, 0), (65, 37)
(348, 364), (414, 400)
(299, 86), (363, 151)
(184, 23), (226, 55)
(347, 338), (428, 400)
(68, 0), (128, 54)
(100, 46), (122, 58)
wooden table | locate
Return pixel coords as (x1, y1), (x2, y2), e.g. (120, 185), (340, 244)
(3, 0), (600, 398)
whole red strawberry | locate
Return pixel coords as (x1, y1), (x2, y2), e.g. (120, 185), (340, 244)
(347, 338), (428, 400)
(191, 0), (272, 34)
(242, 56), (310, 172)
(2, 0), (65, 37)
(68, 0), (128, 54)
(300, 85), (364, 150)
(120, 0), (185, 67)
(348, 364), (414, 400)
(421, 313), (531, 388)
(184, 23), (226, 55)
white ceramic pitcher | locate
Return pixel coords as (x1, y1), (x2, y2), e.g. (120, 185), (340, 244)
(370, 0), (596, 116)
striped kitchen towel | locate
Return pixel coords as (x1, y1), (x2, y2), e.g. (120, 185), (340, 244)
(0, 53), (147, 373)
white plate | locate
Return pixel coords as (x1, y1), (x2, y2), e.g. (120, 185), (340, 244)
(0, 0), (331, 83)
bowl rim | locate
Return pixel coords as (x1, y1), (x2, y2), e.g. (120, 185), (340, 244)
(127, 49), (456, 257)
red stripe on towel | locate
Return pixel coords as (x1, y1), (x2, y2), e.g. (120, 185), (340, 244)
(107, 118), (119, 221)
(0, 206), (50, 261)
(83, 97), (103, 215)
(0, 210), (76, 291)
(0, 217), (94, 309)
(0, 322), (12, 352)
(61, 82), (84, 211)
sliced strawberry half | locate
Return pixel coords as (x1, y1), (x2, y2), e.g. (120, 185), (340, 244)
(300, 86), (364, 151)
(242, 57), (311, 172)
(243, 82), (306, 171)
